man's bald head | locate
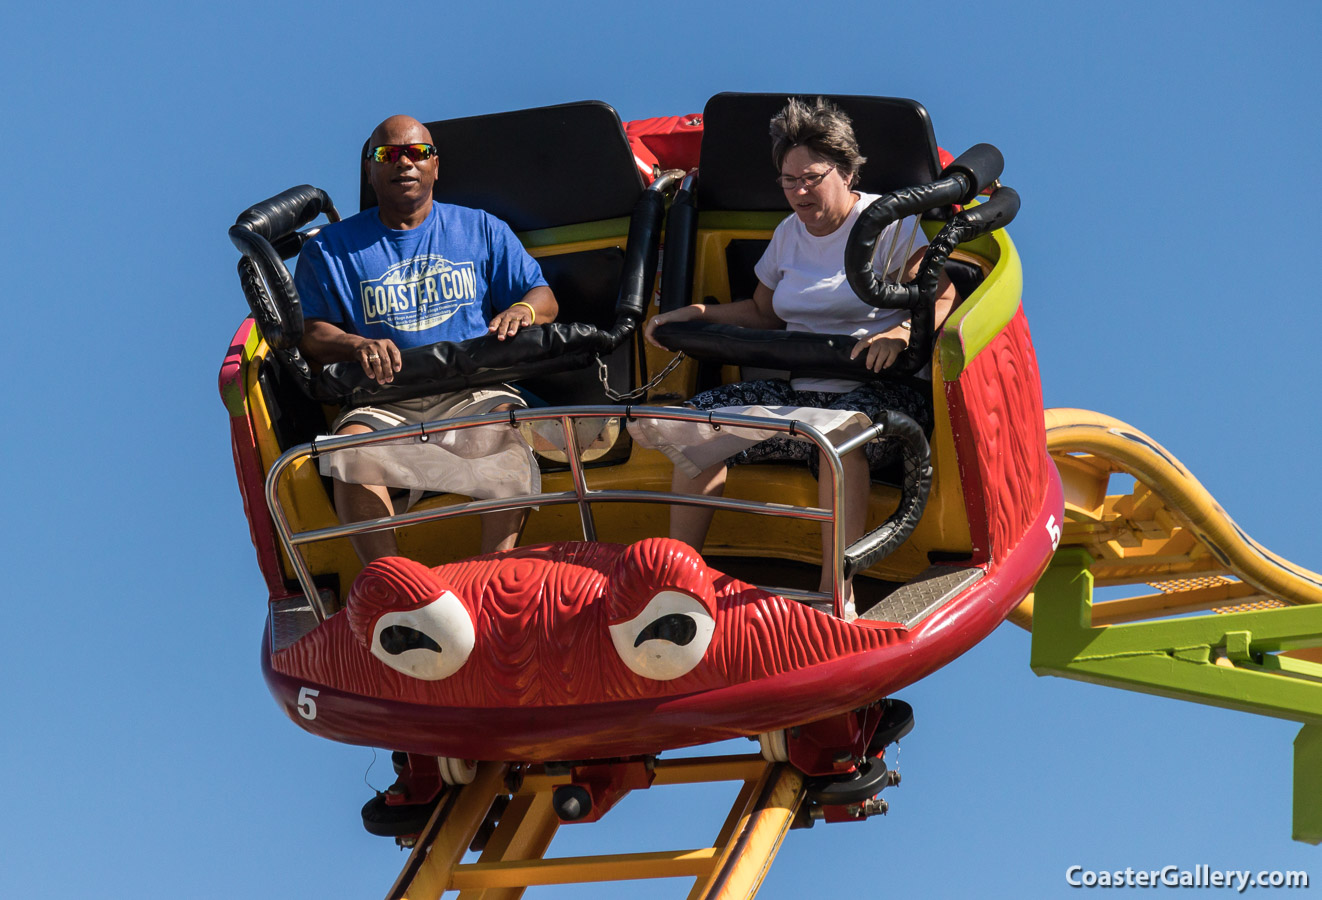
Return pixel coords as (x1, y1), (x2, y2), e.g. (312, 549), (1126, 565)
(365, 114), (439, 229)
(369, 115), (434, 148)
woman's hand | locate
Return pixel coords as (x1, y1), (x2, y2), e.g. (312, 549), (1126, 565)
(644, 304), (706, 349)
(850, 327), (909, 372)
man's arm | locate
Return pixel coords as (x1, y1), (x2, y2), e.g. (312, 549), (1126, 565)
(301, 318), (402, 385)
(293, 238), (402, 385)
(301, 284), (558, 380)
(488, 285), (557, 341)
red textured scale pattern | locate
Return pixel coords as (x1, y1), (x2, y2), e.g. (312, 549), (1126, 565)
(952, 310), (1051, 563)
(275, 538), (901, 708)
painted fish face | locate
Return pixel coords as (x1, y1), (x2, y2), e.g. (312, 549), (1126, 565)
(340, 538), (894, 707)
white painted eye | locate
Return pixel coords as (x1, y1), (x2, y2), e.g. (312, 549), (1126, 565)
(608, 590), (715, 681)
(370, 590), (474, 681)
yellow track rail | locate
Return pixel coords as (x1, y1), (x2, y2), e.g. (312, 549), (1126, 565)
(1013, 408), (1322, 635)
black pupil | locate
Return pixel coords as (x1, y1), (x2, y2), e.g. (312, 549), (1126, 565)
(634, 614), (697, 648)
(380, 625), (442, 655)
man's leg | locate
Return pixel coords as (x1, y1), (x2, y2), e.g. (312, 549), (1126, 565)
(480, 403), (529, 554)
(480, 509), (526, 554)
(332, 422), (400, 563)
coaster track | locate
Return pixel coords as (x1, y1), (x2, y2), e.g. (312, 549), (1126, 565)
(1024, 408), (1322, 844)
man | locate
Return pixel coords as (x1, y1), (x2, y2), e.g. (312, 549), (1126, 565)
(294, 115), (558, 563)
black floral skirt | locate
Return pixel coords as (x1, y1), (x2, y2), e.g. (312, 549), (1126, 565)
(684, 378), (932, 477)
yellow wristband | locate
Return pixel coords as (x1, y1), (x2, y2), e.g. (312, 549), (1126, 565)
(511, 301), (536, 325)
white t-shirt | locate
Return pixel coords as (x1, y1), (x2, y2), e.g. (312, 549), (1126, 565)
(753, 192), (928, 392)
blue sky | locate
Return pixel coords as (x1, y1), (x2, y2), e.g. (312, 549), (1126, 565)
(3, 1), (1320, 897)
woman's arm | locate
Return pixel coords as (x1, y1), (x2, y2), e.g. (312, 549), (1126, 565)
(905, 248), (957, 331)
(849, 248), (958, 372)
(643, 282), (784, 349)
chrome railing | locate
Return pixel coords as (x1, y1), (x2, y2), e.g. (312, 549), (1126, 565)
(265, 405), (889, 622)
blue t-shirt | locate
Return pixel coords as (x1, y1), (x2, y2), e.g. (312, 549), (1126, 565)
(293, 201), (548, 349)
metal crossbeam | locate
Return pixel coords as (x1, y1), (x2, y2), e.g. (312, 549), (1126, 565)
(389, 754), (805, 900)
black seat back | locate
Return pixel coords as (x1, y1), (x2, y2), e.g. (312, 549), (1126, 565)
(355, 101), (650, 407)
(697, 93), (941, 213)
(361, 100), (644, 230)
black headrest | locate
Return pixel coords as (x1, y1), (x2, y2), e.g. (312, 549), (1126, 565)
(697, 93), (940, 212)
(359, 100), (645, 232)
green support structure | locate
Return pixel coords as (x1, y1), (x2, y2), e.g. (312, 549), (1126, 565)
(1297, 725), (1322, 845)
(1031, 547), (1322, 844)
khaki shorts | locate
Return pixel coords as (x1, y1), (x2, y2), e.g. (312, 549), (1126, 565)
(332, 385), (526, 434)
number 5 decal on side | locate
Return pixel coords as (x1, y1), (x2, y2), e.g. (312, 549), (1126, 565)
(1045, 514), (1062, 551)
(297, 686), (320, 721)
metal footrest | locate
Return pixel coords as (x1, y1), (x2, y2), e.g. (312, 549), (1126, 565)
(269, 596), (320, 652)
(862, 565), (983, 626)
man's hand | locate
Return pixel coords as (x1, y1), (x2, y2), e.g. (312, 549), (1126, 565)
(489, 286), (556, 341)
(488, 303), (535, 341)
(355, 338), (402, 384)
(301, 319), (402, 385)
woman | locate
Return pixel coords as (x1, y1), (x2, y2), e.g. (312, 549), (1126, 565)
(643, 97), (957, 611)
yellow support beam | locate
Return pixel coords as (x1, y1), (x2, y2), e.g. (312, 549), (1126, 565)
(457, 792), (560, 900)
(695, 765), (804, 900)
(1089, 580), (1262, 625)
(685, 778), (761, 900)
(387, 754), (806, 900)
(451, 848), (722, 889)
(392, 762), (512, 900)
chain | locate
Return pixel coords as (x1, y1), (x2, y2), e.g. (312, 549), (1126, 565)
(597, 351), (685, 401)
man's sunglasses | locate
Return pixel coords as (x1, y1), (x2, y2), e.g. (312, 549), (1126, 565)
(366, 143), (438, 164)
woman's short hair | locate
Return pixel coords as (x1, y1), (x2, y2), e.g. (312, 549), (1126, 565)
(770, 97), (867, 187)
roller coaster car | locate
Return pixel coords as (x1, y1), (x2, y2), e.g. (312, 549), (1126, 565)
(220, 94), (1060, 822)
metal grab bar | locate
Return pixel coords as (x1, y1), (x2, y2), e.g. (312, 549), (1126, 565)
(265, 405), (898, 622)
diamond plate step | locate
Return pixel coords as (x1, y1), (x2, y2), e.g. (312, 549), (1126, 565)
(270, 597), (320, 652)
(861, 565), (984, 627)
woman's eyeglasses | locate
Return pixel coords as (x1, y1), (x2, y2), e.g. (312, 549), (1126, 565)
(776, 166), (835, 190)
(366, 143), (438, 164)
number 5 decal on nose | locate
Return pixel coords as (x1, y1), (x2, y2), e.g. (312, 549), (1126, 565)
(1045, 514), (1062, 550)
(297, 686), (320, 720)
